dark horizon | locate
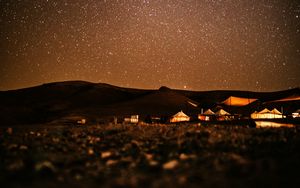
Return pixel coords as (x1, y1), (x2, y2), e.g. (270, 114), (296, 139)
(1, 79), (299, 93)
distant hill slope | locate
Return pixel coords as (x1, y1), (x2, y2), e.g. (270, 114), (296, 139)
(102, 86), (200, 116)
(179, 87), (300, 103)
(0, 81), (150, 125)
(0, 81), (299, 125)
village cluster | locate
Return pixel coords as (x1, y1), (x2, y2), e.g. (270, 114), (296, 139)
(121, 108), (300, 125)
(73, 95), (300, 127)
(74, 108), (300, 128)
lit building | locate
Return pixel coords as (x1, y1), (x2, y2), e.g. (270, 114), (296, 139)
(222, 96), (257, 106)
(124, 115), (139, 123)
(215, 109), (234, 121)
(198, 109), (215, 121)
(251, 108), (285, 119)
(170, 111), (190, 123)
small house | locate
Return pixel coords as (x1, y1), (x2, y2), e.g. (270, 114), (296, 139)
(77, 118), (86, 125)
(124, 115), (139, 124)
(170, 111), (190, 123)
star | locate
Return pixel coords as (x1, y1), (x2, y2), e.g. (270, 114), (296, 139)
(0, 0), (299, 91)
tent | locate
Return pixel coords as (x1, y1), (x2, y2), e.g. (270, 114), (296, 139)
(215, 109), (231, 116)
(198, 109), (215, 121)
(215, 109), (233, 121)
(222, 96), (257, 106)
(257, 108), (272, 114)
(251, 108), (284, 119)
(203, 109), (215, 115)
(170, 111), (190, 123)
(271, 108), (282, 115)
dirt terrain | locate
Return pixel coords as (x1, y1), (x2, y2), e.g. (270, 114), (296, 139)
(1, 124), (300, 188)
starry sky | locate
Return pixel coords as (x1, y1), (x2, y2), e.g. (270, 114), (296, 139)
(0, 0), (299, 91)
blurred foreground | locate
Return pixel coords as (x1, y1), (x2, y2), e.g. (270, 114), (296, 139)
(1, 124), (300, 188)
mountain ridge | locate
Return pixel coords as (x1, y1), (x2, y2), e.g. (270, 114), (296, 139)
(0, 81), (299, 125)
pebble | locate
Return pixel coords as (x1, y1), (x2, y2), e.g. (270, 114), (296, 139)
(88, 148), (94, 155)
(101, 151), (112, 159)
(106, 159), (118, 166)
(163, 160), (179, 170)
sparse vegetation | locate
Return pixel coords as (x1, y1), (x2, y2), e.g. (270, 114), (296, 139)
(1, 124), (300, 187)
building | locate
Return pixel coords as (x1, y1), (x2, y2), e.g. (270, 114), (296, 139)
(292, 109), (300, 118)
(170, 111), (190, 123)
(124, 115), (139, 124)
(77, 118), (86, 125)
(251, 108), (285, 119)
(198, 109), (215, 121)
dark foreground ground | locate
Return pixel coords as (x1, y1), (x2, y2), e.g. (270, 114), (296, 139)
(1, 124), (300, 188)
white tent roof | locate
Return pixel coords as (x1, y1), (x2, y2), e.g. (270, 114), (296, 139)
(271, 108), (282, 115)
(258, 108), (272, 114)
(215, 109), (230, 116)
(203, 109), (215, 115)
(172, 111), (189, 118)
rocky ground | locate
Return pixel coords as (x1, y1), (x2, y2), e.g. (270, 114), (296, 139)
(1, 124), (300, 188)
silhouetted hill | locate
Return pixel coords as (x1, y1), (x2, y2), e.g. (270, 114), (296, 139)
(105, 87), (199, 116)
(0, 81), (150, 125)
(0, 81), (299, 125)
(179, 87), (300, 103)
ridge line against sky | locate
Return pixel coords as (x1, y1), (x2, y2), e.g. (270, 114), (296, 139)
(0, 0), (299, 91)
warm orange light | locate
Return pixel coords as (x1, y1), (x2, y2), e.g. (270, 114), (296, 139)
(222, 96), (257, 106)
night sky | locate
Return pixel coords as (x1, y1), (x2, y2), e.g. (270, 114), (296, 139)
(0, 0), (299, 91)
